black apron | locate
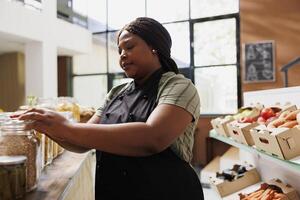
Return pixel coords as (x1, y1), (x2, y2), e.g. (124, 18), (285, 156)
(95, 69), (204, 200)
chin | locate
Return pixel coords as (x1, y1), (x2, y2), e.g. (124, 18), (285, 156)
(124, 69), (138, 79)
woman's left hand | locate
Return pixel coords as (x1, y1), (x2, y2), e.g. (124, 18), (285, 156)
(16, 108), (71, 141)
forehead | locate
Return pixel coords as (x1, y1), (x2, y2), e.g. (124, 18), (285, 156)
(118, 30), (141, 44)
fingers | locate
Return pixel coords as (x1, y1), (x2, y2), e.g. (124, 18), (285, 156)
(25, 108), (46, 114)
(19, 112), (46, 121)
(10, 108), (46, 118)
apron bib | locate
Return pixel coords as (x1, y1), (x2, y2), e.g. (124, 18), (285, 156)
(95, 70), (204, 200)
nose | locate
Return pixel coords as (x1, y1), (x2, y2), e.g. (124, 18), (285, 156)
(120, 50), (127, 59)
(121, 53), (127, 59)
(120, 52), (127, 59)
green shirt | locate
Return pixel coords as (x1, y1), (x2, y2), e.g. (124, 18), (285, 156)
(96, 71), (200, 162)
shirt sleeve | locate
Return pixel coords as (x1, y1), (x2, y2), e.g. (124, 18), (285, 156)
(157, 75), (200, 121)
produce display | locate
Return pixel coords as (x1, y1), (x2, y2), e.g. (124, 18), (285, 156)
(239, 181), (289, 200)
(216, 164), (247, 182)
(211, 103), (300, 199)
(228, 107), (262, 123)
(266, 109), (300, 128)
(209, 163), (261, 198)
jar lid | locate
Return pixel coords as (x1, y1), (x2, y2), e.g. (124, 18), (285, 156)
(0, 156), (27, 165)
(0, 113), (12, 125)
(0, 119), (33, 132)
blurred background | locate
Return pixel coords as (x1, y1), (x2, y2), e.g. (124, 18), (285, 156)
(0, 0), (300, 168)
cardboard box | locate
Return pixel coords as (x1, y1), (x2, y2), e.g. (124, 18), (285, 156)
(239, 179), (299, 200)
(211, 117), (234, 137)
(219, 147), (240, 171)
(200, 156), (220, 187)
(227, 121), (259, 146)
(209, 166), (261, 197)
(279, 104), (297, 114)
(267, 179), (300, 200)
(251, 125), (300, 160)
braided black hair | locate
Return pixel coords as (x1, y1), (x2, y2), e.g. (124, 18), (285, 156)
(118, 17), (179, 74)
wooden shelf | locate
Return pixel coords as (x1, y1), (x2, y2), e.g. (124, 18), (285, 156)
(25, 150), (93, 200)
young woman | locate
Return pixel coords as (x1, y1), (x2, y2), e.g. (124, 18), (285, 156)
(18, 17), (204, 200)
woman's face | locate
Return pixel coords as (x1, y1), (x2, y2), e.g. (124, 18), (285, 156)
(118, 30), (160, 81)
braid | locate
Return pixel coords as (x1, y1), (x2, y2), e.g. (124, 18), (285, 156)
(118, 17), (179, 74)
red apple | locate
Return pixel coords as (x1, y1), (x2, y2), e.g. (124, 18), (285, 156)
(240, 117), (254, 123)
(257, 116), (266, 124)
(265, 116), (277, 125)
(260, 107), (275, 120)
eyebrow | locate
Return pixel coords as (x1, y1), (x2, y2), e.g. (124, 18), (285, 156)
(118, 38), (132, 48)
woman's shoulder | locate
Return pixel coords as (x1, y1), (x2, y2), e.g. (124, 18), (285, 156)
(159, 71), (196, 91)
(161, 71), (188, 82)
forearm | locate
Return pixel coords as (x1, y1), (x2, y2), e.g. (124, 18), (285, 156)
(55, 140), (91, 153)
(55, 114), (100, 153)
(62, 122), (166, 157)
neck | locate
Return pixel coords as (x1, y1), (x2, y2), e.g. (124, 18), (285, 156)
(135, 67), (162, 86)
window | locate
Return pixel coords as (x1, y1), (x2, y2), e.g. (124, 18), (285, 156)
(107, 0), (145, 30)
(146, 0), (189, 23)
(164, 22), (190, 68)
(73, 75), (107, 108)
(191, 0), (239, 19)
(193, 18), (237, 66)
(193, 17), (239, 114)
(71, 0), (240, 114)
(194, 66), (237, 114)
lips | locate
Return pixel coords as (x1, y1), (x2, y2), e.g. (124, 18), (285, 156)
(121, 62), (133, 70)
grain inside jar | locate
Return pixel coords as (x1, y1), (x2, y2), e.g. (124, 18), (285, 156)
(0, 119), (40, 192)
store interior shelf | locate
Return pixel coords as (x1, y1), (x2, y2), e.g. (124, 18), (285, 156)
(209, 129), (300, 172)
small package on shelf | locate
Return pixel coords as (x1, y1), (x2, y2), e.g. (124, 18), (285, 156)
(227, 121), (259, 146)
(211, 116), (235, 137)
(239, 178), (300, 200)
(209, 164), (261, 197)
(250, 125), (300, 160)
(211, 106), (261, 137)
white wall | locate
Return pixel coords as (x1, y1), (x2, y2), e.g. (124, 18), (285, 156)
(0, 0), (92, 98)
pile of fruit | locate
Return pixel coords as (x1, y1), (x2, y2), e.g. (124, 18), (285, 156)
(239, 182), (287, 200)
(222, 107), (261, 123)
(265, 109), (300, 129)
(233, 106), (300, 129)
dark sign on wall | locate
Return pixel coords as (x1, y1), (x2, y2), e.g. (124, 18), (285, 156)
(243, 41), (275, 83)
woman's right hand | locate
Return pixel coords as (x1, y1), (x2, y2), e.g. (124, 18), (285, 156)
(16, 108), (71, 141)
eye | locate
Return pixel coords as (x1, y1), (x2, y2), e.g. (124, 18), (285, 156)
(118, 45), (134, 55)
(125, 44), (134, 50)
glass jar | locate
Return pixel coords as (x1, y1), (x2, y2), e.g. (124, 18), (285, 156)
(36, 97), (56, 111)
(0, 155), (27, 199)
(56, 97), (80, 122)
(35, 132), (45, 170)
(0, 113), (12, 126)
(0, 120), (41, 192)
(44, 135), (53, 166)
